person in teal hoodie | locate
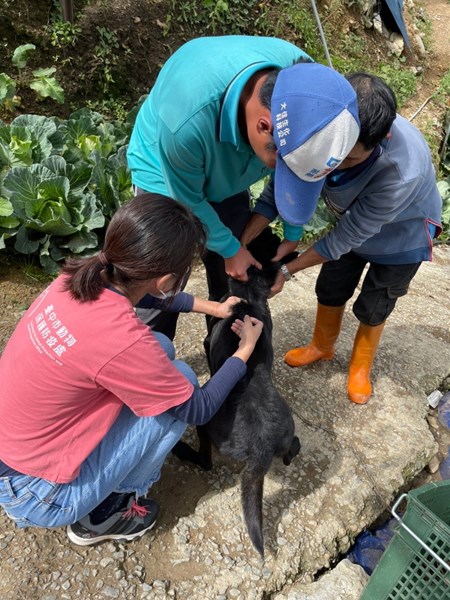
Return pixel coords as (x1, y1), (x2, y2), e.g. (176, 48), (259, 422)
(274, 73), (442, 405)
(127, 35), (360, 339)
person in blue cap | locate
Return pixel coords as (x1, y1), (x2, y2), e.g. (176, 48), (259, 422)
(127, 35), (360, 339)
(273, 73), (442, 405)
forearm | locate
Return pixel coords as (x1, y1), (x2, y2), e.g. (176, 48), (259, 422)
(248, 176), (303, 243)
(252, 175), (278, 223)
(240, 213), (271, 247)
(136, 292), (194, 313)
(167, 357), (246, 424)
(191, 297), (223, 318)
(284, 246), (328, 276)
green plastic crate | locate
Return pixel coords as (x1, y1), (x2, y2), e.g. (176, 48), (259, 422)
(360, 481), (450, 600)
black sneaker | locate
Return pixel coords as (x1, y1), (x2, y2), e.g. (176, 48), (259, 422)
(67, 495), (159, 546)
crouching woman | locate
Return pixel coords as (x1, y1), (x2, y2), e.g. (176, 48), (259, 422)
(0, 193), (263, 546)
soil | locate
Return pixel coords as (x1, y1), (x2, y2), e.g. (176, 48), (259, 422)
(0, 0), (265, 120)
(401, 0), (450, 158)
(0, 0), (449, 597)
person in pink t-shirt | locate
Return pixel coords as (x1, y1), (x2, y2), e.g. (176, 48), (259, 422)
(0, 193), (263, 546)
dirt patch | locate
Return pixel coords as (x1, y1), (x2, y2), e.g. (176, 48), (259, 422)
(0, 0), (266, 119)
(401, 0), (450, 155)
(0, 257), (50, 349)
(0, 0), (180, 118)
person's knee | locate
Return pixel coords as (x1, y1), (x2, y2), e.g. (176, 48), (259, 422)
(172, 359), (198, 386)
(1, 501), (76, 529)
(353, 297), (394, 326)
(153, 331), (176, 360)
(316, 279), (355, 306)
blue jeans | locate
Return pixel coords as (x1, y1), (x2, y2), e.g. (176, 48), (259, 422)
(0, 333), (197, 529)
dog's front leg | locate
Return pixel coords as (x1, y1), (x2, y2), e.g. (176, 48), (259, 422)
(171, 426), (213, 471)
(196, 425), (213, 471)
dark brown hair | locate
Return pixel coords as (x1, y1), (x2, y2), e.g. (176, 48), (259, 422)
(63, 193), (206, 302)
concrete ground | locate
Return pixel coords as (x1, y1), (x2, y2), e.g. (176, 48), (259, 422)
(0, 246), (449, 600)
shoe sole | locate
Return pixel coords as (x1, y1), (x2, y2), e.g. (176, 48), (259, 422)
(284, 353), (334, 367)
(66, 519), (156, 546)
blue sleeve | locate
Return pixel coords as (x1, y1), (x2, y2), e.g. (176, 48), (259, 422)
(253, 175), (278, 221)
(167, 357), (246, 425)
(253, 175), (303, 241)
(313, 238), (334, 260)
(283, 222), (304, 242)
(135, 292), (195, 313)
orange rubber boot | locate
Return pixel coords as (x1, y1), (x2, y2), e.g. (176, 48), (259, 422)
(284, 303), (346, 367)
(347, 322), (385, 404)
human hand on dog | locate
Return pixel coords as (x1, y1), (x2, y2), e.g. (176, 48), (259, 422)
(269, 271), (286, 298)
(231, 315), (264, 362)
(224, 246), (262, 282)
(270, 247), (328, 298)
(215, 296), (244, 318)
(271, 239), (299, 262)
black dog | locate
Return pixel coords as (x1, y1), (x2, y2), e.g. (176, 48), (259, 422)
(173, 229), (301, 558)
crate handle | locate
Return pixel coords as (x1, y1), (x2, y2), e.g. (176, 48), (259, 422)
(391, 493), (450, 573)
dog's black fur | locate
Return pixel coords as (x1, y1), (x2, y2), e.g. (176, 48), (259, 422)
(173, 229), (300, 558)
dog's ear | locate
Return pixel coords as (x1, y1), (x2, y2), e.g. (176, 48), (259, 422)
(247, 227), (281, 266)
(227, 276), (250, 298)
(227, 263), (278, 302)
(247, 263), (280, 297)
(247, 228), (299, 268)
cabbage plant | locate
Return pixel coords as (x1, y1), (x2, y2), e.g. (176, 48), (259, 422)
(0, 110), (133, 272)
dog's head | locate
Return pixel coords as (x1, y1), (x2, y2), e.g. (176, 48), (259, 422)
(227, 227), (298, 304)
(228, 263), (279, 306)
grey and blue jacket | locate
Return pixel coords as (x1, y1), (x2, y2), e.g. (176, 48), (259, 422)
(314, 114), (442, 264)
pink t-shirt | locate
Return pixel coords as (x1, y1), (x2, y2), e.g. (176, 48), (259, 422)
(0, 275), (194, 483)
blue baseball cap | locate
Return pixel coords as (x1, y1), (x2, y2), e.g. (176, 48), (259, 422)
(271, 62), (360, 226)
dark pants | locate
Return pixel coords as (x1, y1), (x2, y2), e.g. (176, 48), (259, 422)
(202, 190), (252, 302)
(316, 251), (422, 326)
(134, 187), (251, 338)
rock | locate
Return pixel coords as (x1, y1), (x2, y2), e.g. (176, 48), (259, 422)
(427, 455), (441, 473)
(387, 33), (405, 56)
(414, 33), (427, 56)
(273, 559), (369, 599)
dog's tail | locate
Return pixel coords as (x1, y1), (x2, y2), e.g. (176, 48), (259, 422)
(241, 460), (269, 559)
